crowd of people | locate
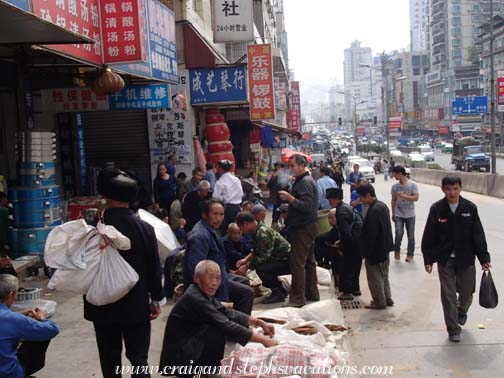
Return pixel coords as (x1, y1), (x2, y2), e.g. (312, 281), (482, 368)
(0, 151), (494, 377)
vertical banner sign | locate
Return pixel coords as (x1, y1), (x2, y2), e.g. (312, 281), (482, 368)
(389, 117), (402, 137)
(290, 81), (301, 132)
(32, 0), (103, 65)
(213, 0), (254, 42)
(498, 71), (504, 112)
(248, 44), (276, 121)
(278, 81), (287, 108)
(100, 0), (146, 64)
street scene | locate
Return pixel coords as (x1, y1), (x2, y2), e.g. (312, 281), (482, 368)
(1, 1), (504, 378)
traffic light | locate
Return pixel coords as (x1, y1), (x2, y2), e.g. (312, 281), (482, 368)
(338, 117), (342, 126)
(373, 116), (377, 125)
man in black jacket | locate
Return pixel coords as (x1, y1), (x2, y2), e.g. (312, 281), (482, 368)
(327, 188), (363, 301)
(181, 180), (212, 232)
(159, 260), (277, 376)
(85, 169), (164, 378)
(356, 184), (394, 310)
(279, 154), (320, 307)
(421, 175), (491, 343)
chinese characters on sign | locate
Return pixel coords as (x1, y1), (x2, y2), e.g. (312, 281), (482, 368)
(389, 117), (402, 137)
(40, 88), (109, 112)
(100, 0), (146, 64)
(189, 65), (248, 105)
(213, 0), (254, 43)
(248, 44), (275, 121)
(109, 84), (170, 109)
(289, 81), (301, 132)
(498, 72), (504, 112)
(33, 0), (103, 65)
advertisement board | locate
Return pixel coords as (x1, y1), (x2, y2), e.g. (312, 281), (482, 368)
(498, 71), (504, 112)
(248, 44), (275, 120)
(213, 0), (254, 42)
(109, 83), (170, 110)
(290, 81), (301, 132)
(389, 116), (402, 137)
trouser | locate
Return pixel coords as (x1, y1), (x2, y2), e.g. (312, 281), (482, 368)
(93, 321), (151, 378)
(228, 274), (254, 315)
(339, 253), (362, 294)
(314, 232), (339, 282)
(256, 260), (291, 289)
(288, 223), (320, 305)
(18, 340), (51, 377)
(163, 256), (175, 299)
(365, 257), (392, 307)
(271, 203), (280, 224)
(438, 257), (476, 336)
(394, 216), (416, 256)
(221, 204), (242, 235)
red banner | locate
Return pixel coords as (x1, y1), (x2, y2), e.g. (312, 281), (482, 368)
(498, 72), (504, 111)
(100, 0), (147, 64)
(33, 0), (103, 65)
(247, 44), (275, 121)
(438, 126), (450, 135)
(356, 127), (365, 136)
(290, 81), (301, 132)
(389, 116), (402, 137)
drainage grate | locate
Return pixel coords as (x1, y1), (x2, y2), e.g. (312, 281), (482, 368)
(340, 300), (363, 310)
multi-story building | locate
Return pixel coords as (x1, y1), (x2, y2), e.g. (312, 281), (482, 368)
(328, 86), (345, 122)
(410, 0), (430, 52)
(343, 40), (375, 124)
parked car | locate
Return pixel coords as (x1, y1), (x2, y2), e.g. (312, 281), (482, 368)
(442, 143), (453, 153)
(418, 145), (434, 161)
(389, 149), (402, 157)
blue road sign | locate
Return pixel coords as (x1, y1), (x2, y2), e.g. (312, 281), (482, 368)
(452, 96), (488, 115)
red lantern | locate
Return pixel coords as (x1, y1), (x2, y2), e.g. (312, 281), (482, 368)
(206, 114), (225, 124)
(208, 141), (233, 154)
(206, 123), (230, 141)
(91, 68), (125, 96)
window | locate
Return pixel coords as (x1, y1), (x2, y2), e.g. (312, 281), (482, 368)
(413, 68), (421, 75)
(452, 5), (460, 13)
(452, 17), (461, 26)
(473, 27), (480, 34)
(454, 59), (462, 67)
(471, 79), (478, 89)
(452, 27), (461, 36)
(452, 39), (461, 47)
(453, 49), (462, 57)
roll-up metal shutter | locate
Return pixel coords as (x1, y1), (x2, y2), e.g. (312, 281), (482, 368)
(81, 110), (151, 181)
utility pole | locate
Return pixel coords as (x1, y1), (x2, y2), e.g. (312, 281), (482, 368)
(381, 52), (390, 161)
(490, 0), (497, 173)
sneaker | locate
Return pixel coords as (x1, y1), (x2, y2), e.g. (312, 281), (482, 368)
(338, 293), (354, 301)
(405, 255), (414, 262)
(458, 311), (467, 326)
(394, 251), (400, 260)
(262, 289), (287, 304)
(449, 334), (461, 343)
(352, 290), (362, 296)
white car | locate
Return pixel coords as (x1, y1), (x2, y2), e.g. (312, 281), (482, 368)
(418, 145), (434, 161)
(346, 158), (375, 183)
(389, 149), (402, 157)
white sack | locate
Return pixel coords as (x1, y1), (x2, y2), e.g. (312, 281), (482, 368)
(138, 209), (180, 262)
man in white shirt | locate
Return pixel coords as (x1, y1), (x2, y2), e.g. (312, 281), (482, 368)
(214, 160), (244, 235)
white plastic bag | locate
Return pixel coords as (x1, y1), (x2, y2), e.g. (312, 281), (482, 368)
(138, 209), (181, 263)
(12, 299), (57, 318)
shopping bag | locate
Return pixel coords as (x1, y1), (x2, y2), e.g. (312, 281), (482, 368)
(479, 270), (498, 309)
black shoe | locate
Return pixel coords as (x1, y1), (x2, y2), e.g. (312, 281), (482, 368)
(386, 298), (395, 307)
(353, 290), (362, 296)
(449, 334), (461, 343)
(262, 288), (286, 304)
(458, 311), (467, 326)
(338, 293), (354, 301)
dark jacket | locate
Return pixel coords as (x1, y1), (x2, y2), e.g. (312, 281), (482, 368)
(287, 171), (319, 229)
(361, 200), (394, 265)
(183, 220), (229, 301)
(153, 173), (177, 209)
(159, 284), (252, 369)
(336, 201), (363, 256)
(84, 208), (164, 324)
(182, 189), (212, 231)
(421, 196), (490, 269)
(223, 236), (251, 270)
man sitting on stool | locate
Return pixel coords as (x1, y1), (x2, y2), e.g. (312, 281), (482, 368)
(0, 274), (60, 378)
(235, 212), (291, 304)
(159, 260), (277, 376)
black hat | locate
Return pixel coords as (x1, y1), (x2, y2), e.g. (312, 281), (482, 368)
(326, 188), (343, 200)
(98, 168), (139, 203)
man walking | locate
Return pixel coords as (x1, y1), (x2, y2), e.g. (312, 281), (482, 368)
(317, 167), (337, 210)
(391, 165), (419, 262)
(356, 184), (394, 309)
(346, 163), (364, 195)
(421, 175), (491, 343)
(279, 154), (320, 307)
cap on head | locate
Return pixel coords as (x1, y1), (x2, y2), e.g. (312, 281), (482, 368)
(98, 168), (139, 203)
(251, 204), (266, 214)
(326, 187), (343, 200)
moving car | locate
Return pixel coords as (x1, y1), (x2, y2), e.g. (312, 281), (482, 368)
(418, 145), (434, 161)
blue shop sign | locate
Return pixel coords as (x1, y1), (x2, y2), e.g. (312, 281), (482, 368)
(3, 0), (31, 11)
(452, 96), (488, 115)
(109, 84), (170, 110)
(190, 65), (248, 105)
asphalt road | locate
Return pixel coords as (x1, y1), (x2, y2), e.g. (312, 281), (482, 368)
(434, 149), (504, 175)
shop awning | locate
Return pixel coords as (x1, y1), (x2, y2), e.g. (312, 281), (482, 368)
(182, 22), (229, 68)
(253, 121), (301, 137)
(0, 1), (92, 45)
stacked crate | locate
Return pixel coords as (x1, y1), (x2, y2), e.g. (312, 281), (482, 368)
(7, 132), (62, 258)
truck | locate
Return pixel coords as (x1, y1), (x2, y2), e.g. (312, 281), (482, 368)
(451, 137), (490, 172)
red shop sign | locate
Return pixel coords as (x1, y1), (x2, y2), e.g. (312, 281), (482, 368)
(32, 0), (103, 65)
(100, 0), (147, 64)
(247, 44), (276, 121)
(290, 81), (301, 132)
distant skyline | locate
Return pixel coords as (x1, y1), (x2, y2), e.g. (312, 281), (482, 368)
(283, 0), (411, 103)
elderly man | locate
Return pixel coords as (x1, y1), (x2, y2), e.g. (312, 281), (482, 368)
(183, 199), (254, 314)
(214, 160), (244, 235)
(236, 212), (291, 304)
(0, 274), (60, 378)
(251, 204), (267, 224)
(182, 180), (212, 232)
(279, 154), (320, 307)
(314, 208), (339, 284)
(160, 260), (277, 375)
(222, 223), (252, 272)
(317, 167), (337, 210)
(189, 167), (204, 192)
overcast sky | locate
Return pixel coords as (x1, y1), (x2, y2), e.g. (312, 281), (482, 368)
(283, 0), (411, 103)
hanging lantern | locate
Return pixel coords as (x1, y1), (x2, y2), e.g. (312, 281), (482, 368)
(91, 68), (125, 96)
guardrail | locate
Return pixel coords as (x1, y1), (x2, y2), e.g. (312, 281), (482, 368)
(411, 168), (504, 198)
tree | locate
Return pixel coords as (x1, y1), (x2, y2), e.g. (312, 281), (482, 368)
(467, 45), (481, 65)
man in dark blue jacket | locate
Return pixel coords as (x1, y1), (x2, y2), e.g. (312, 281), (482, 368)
(422, 175), (491, 343)
(183, 199), (254, 314)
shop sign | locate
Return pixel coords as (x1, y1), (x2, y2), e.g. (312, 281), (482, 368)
(389, 116), (402, 137)
(248, 44), (275, 121)
(100, 0), (147, 64)
(4, 0), (31, 11)
(213, 0), (254, 43)
(289, 81), (301, 132)
(40, 88), (109, 112)
(189, 65), (248, 105)
(498, 71), (504, 112)
(278, 81), (287, 108)
(109, 83), (170, 109)
(438, 126), (450, 135)
(356, 127), (365, 136)
(32, 0), (103, 65)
